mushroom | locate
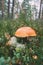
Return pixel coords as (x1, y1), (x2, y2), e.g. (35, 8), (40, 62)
(15, 27), (37, 44)
(32, 55), (38, 60)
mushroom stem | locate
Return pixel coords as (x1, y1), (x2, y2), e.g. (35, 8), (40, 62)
(22, 37), (29, 44)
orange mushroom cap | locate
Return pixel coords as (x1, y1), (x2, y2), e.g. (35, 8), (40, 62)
(15, 27), (37, 37)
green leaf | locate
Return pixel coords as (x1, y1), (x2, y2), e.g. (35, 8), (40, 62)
(27, 56), (29, 62)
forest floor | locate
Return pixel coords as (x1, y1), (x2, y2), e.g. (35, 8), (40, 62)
(0, 19), (43, 65)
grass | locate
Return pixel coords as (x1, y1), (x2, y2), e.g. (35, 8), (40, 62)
(0, 18), (43, 65)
